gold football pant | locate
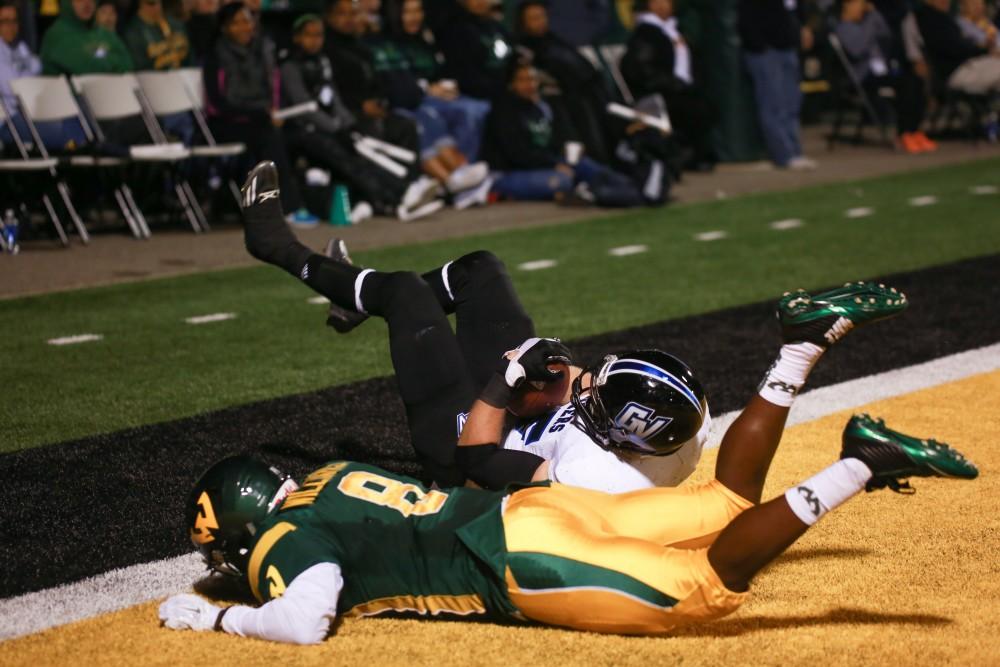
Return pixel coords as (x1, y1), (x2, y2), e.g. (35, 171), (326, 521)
(501, 480), (754, 634)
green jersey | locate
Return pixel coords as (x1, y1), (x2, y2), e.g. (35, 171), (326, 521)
(247, 461), (524, 621)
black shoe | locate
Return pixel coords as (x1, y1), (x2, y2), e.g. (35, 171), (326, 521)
(240, 161), (305, 269)
(323, 237), (369, 333)
(841, 414), (979, 493)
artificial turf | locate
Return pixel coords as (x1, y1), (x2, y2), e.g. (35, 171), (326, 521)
(3, 158), (1000, 452)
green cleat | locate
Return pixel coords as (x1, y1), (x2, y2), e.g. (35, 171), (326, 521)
(777, 281), (909, 347)
(841, 414), (979, 493)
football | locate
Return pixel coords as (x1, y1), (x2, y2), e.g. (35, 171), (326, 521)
(507, 362), (571, 418)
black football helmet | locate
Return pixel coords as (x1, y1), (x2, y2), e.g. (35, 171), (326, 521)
(185, 455), (299, 578)
(571, 349), (708, 456)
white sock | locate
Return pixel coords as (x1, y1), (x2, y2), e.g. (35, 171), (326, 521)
(784, 458), (873, 526)
(354, 268), (374, 314)
(757, 342), (825, 407)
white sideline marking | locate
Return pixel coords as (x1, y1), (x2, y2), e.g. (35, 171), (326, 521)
(3, 343), (998, 641)
(770, 219), (803, 230)
(845, 207), (874, 219)
(0, 553), (204, 641)
(184, 312), (237, 325)
(909, 195), (937, 207)
(970, 185), (997, 195)
(704, 342), (1000, 449)
(609, 244), (648, 257)
(307, 296), (330, 305)
(518, 259), (557, 271)
(47, 334), (103, 346)
(695, 231), (727, 241)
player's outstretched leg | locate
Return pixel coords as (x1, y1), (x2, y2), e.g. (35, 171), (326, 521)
(708, 416), (977, 592)
(714, 282), (909, 503)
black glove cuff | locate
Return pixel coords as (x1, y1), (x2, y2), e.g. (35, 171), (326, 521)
(480, 372), (513, 409)
(214, 606), (231, 632)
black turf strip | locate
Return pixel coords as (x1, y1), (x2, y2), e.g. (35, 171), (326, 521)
(1, 254), (998, 598)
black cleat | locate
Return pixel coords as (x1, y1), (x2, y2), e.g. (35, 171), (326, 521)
(323, 237), (369, 333)
(841, 414), (979, 493)
(239, 161), (306, 270)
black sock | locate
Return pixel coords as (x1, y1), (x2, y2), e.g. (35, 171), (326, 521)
(243, 197), (313, 277)
(301, 254), (365, 311)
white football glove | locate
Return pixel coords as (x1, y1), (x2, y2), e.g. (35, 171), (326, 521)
(159, 594), (222, 632)
(501, 337), (573, 389)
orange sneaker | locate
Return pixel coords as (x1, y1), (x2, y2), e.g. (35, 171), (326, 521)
(914, 132), (938, 152)
(899, 133), (922, 154)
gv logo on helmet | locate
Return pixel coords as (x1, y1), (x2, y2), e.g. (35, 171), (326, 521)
(614, 402), (672, 441)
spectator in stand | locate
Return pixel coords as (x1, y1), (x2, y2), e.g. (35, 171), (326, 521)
(40, 0), (133, 75)
(94, 0), (117, 31)
(958, 0), (1000, 49)
(514, 0), (613, 163)
(124, 0), (195, 142)
(738, 0), (816, 170)
(280, 14), (444, 221)
(482, 60), (645, 207)
(0, 0), (40, 148)
(372, 0), (493, 204)
(917, 0), (1000, 95)
(204, 1), (316, 224)
(185, 0), (218, 63)
(322, 0), (422, 178)
(123, 0), (192, 70)
(621, 0), (716, 172)
(434, 0), (513, 101)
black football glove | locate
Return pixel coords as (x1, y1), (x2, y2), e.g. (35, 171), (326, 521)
(481, 337), (573, 408)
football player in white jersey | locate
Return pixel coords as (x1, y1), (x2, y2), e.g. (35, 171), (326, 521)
(238, 160), (903, 495)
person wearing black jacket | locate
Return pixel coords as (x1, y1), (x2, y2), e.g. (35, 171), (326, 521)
(434, 0), (514, 100)
(916, 0), (1000, 95)
(482, 60), (644, 207)
(515, 0), (613, 163)
(621, 0), (716, 171)
(280, 14), (443, 222)
(366, 0), (493, 200)
(203, 1), (314, 223)
(738, 0), (816, 169)
(323, 0), (421, 177)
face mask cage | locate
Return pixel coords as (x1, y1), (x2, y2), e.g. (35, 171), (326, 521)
(571, 355), (617, 449)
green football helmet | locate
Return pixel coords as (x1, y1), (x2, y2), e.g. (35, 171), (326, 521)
(186, 455), (299, 578)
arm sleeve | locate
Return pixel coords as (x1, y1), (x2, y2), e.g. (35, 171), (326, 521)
(221, 562), (342, 645)
(455, 444), (545, 490)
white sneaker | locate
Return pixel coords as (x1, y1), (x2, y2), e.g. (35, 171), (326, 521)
(350, 201), (374, 225)
(397, 198), (444, 222)
(453, 175), (494, 210)
(787, 156), (818, 171)
(401, 175), (444, 210)
(445, 162), (489, 193)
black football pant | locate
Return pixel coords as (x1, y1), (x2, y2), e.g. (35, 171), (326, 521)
(303, 250), (534, 486)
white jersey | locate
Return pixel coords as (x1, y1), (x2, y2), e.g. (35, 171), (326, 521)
(501, 402), (710, 493)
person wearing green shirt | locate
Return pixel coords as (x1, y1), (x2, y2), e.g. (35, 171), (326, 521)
(122, 0), (192, 71)
(39, 0), (133, 75)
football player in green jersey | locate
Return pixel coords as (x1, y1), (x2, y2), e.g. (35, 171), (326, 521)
(159, 350), (978, 642)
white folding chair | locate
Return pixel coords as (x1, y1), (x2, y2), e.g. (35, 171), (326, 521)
(0, 97), (71, 245)
(140, 68), (245, 207)
(73, 73), (208, 233)
(14, 75), (150, 239)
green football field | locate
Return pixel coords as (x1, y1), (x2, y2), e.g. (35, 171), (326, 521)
(4, 158), (1000, 452)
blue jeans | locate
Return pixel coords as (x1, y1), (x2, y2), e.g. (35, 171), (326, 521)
(0, 115), (87, 153)
(398, 95), (491, 161)
(744, 48), (803, 166)
(493, 157), (642, 206)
